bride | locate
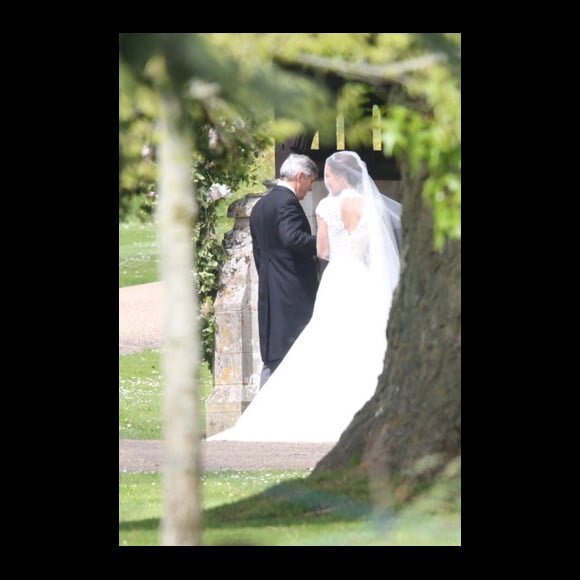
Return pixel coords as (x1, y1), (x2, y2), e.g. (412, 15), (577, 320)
(208, 151), (401, 442)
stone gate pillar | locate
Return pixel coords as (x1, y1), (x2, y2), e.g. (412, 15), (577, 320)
(205, 194), (262, 436)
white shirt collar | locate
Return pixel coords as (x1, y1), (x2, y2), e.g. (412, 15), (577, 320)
(278, 179), (297, 196)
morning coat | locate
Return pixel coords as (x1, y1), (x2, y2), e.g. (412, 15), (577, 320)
(249, 184), (319, 364)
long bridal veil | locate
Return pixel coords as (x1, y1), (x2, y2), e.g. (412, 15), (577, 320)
(329, 151), (400, 322)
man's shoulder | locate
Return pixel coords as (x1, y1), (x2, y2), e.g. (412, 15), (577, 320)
(255, 186), (294, 206)
(269, 183), (293, 196)
(250, 192), (270, 222)
(250, 195), (264, 219)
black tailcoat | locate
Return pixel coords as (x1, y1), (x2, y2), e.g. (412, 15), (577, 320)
(250, 185), (319, 364)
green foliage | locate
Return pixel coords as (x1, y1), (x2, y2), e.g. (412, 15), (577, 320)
(120, 37), (275, 367)
(119, 61), (160, 221)
(119, 32), (461, 361)
(120, 33), (333, 141)
(188, 114), (271, 368)
(194, 184), (228, 368)
(118, 151), (271, 365)
(258, 32), (462, 250)
(381, 101), (460, 249)
(392, 33), (461, 249)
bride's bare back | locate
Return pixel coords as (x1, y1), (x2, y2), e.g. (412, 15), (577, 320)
(340, 196), (364, 234)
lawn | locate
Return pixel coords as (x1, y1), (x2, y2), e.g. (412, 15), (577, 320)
(119, 221), (159, 288)
(118, 219), (460, 547)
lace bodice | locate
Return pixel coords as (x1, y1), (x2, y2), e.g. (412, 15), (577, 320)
(316, 189), (369, 263)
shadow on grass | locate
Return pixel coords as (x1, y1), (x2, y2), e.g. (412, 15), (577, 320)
(119, 465), (459, 546)
(119, 518), (159, 532)
(204, 470), (374, 530)
(119, 472), (375, 547)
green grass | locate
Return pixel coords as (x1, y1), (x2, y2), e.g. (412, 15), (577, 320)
(119, 221), (160, 288)
(118, 216), (460, 547)
(119, 470), (309, 546)
(119, 468), (461, 546)
(119, 349), (213, 439)
(118, 342), (460, 546)
(119, 216), (235, 289)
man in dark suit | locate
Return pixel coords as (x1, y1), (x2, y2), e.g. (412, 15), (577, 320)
(250, 153), (320, 387)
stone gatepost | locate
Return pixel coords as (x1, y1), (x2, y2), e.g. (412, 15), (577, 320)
(205, 194), (263, 436)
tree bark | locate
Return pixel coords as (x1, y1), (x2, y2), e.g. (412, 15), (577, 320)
(313, 161), (461, 503)
(157, 89), (203, 546)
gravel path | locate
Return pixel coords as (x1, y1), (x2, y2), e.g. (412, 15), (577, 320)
(119, 439), (334, 473)
(119, 282), (334, 472)
(119, 282), (164, 355)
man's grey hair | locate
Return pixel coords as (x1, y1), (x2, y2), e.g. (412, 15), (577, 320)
(279, 154), (318, 180)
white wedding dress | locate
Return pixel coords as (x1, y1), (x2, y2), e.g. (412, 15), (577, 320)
(208, 187), (397, 443)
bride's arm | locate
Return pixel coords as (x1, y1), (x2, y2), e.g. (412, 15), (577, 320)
(316, 215), (329, 260)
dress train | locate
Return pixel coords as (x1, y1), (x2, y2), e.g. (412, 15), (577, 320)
(207, 256), (387, 442)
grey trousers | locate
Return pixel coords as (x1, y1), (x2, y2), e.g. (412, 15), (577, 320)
(260, 359), (281, 388)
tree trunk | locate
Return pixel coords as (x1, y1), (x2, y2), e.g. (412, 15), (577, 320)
(157, 89), (203, 546)
(313, 161), (461, 503)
